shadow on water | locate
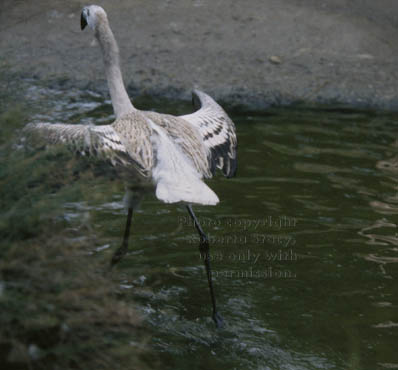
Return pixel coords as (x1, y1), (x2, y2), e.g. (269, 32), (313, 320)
(1, 79), (398, 369)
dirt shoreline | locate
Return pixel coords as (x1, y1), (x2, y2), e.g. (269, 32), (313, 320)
(1, 0), (398, 111)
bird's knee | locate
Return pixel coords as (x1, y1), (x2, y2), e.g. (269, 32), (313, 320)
(198, 236), (209, 254)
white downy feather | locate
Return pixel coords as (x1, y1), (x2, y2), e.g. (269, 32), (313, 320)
(147, 119), (219, 205)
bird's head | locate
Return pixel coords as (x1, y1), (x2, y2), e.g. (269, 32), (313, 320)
(81, 5), (107, 30)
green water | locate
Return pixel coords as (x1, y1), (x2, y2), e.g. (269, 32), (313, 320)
(1, 83), (398, 369)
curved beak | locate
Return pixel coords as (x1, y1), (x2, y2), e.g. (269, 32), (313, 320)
(80, 11), (88, 30)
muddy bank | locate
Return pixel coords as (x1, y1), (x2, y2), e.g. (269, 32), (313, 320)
(1, 0), (398, 110)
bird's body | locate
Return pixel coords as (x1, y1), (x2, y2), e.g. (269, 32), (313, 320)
(27, 92), (236, 206)
(24, 4), (237, 327)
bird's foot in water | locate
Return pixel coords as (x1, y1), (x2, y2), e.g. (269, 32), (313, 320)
(213, 312), (224, 328)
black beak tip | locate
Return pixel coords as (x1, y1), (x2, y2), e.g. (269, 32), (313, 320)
(81, 12), (88, 30)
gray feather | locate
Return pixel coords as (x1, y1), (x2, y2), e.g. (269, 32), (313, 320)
(181, 90), (237, 177)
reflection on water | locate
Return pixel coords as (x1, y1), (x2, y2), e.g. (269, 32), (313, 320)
(373, 145), (398, 215)
(357, 139), (398, 283)
(16, 85), (398, 369)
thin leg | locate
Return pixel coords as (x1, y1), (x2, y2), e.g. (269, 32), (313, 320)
(111, 207), (133, 268)
(186, 205), (224, 328)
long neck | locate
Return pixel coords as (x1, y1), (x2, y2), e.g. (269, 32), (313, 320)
(95, 18), (135, 117)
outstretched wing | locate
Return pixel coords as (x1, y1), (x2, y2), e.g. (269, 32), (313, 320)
(23, 122), (151, 177)
(180, 89), (237, 177)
